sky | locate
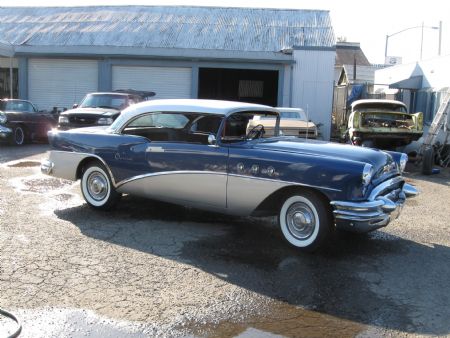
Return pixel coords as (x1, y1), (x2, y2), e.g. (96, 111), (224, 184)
(0, 0), (447, 65)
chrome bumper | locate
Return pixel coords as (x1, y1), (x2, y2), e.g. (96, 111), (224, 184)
(0, 125), (12, 139)
(331, 177), (418, 233)
(40, 159), (54, 175)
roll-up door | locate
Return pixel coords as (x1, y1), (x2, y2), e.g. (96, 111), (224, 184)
(112, 66), (191, 99)
(28, 59), (98, 111)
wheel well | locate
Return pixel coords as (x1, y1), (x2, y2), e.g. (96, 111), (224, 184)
(251, 185), (332, 217)
(76, 157), (101, 180)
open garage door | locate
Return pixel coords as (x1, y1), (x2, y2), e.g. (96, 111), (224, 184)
(28, 59), (98, 111)
(112, 66), (191, 99)
(198, 68), (278, 106)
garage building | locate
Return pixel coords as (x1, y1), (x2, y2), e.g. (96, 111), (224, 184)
(0, 6), (336, 139)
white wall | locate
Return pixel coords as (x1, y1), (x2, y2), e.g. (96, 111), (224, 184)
(291, 49), (335, 140)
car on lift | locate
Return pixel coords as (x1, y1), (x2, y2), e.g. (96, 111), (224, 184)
(0, 99), (57, 146)
(346, 99), (423, 149)
(248, 107), (318, 139)
(58, 90), (155, 130)
(42, 99), (418, 252)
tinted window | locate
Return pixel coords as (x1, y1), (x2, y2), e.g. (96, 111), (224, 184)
(190, 115), (222, 134)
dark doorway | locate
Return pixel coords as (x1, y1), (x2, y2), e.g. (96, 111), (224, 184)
(0, 67), (18, 98)
(198, 68), (278, 106)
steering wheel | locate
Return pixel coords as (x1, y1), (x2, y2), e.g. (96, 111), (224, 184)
(246, 124), (265, 140)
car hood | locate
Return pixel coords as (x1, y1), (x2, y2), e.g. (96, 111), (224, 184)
(61, 107), (120, 116)
(253, 138), (392, 169)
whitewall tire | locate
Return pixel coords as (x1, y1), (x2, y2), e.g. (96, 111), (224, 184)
(81, 162), (120, 210)
(279, 191), (331, 252)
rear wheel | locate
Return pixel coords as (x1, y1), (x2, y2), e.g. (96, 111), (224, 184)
(278, 191), (332, 252)
(81, 162), (121, 210)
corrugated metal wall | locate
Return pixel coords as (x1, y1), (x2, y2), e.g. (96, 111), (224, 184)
(291, 50), (335, 140)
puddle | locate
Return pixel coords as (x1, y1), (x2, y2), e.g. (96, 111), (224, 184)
(185, 301), (365, 338)
(5, 308), (149, 338)
(7, 160), (41, 168)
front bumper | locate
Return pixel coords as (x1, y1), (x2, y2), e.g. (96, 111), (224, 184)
(0, 125), (12, 140)
(331, 177), (418, 233)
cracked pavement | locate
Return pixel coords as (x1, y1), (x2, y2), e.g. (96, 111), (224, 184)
(0, 144), (449, 337)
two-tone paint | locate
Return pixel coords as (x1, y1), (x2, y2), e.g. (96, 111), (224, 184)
(43, 99), (418, 232)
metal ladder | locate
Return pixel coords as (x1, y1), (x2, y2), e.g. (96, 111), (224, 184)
(419, 90), (450, 173)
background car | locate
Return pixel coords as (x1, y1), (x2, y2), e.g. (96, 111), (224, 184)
(0, 99), (57, 145)
(248, 107), (318, 139)
(346, 99), (423, 149)
(58, 89), (155, 130)
(42, 99), (417, 252)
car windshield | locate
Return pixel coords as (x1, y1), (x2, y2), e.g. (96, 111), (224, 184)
(222, 111), (279, 142)
(1, 100), (35, 112)
(79, 94), (128, 110)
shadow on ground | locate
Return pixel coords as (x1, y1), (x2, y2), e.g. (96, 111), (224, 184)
(55, 195), (450, 336)
(0, 144), (49, 164)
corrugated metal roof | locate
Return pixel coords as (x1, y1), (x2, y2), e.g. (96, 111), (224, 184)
(0, 6), (334, 53)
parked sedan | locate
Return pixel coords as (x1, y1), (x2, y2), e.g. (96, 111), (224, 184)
(0, 99), (57, 145)
(41, 99), (418, 251)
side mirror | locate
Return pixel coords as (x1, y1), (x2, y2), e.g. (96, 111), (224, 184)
(208, 134), (217, 146)
(72, 103), (78, 109)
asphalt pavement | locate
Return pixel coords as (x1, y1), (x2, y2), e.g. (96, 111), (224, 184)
(0, 144), (449, 338)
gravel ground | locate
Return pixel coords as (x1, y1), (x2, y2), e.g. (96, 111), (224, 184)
(0, 144), (449, 338)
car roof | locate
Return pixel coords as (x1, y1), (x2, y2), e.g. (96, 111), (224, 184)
(351, 99), (407, 108)
(275, 107), (305, 113)
(121, 99), (277, 118)
(87, 92), (130, 96)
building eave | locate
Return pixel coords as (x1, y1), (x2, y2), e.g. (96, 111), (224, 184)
(14, 45), (295, 64)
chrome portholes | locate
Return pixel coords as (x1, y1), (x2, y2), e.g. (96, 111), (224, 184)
(285, 202), (316, 240)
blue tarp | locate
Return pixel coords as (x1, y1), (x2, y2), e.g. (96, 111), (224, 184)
(346, 85), (364, 107)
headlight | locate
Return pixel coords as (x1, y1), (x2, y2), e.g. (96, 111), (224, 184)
(58, 115), (69, 124)
(0, 112), (7, 124)
(97, 117), (114, 125)
(362, 163), (374, 186)
(399, 153), (408, 173)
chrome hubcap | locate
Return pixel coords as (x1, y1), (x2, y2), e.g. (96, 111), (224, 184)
(286, 202), (316, 239)
(87, 172), (108, 201)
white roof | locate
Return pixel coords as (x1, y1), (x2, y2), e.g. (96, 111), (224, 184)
(119, 99), (276, 120)
(275, 107), (305, 113)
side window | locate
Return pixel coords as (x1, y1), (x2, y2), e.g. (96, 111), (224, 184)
(190, 115), (222, 134)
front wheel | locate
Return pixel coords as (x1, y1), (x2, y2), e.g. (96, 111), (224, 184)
(278, 191), (332, 252)
(81, 162), (121, 210)
(10, 125), (27, 146)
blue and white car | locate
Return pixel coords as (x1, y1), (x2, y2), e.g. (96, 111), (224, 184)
(41, 99), (418, 251)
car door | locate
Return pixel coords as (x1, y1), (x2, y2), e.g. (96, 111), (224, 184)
(117, 112), (228, 210)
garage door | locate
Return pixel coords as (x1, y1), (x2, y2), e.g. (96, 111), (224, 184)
(112, 66), (191, 99)
(28, 59), (98, 111)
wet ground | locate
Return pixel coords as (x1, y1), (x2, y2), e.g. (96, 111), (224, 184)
(1, 144), (449, 337)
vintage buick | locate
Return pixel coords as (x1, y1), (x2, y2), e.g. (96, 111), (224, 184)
(41, 99), (418, 251)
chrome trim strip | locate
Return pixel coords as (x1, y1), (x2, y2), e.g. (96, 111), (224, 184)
(228, 173), (342, 192)
(49, 151), (341, 193)
(116, 170), (227, 188)
(0, 125), (12, 133)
